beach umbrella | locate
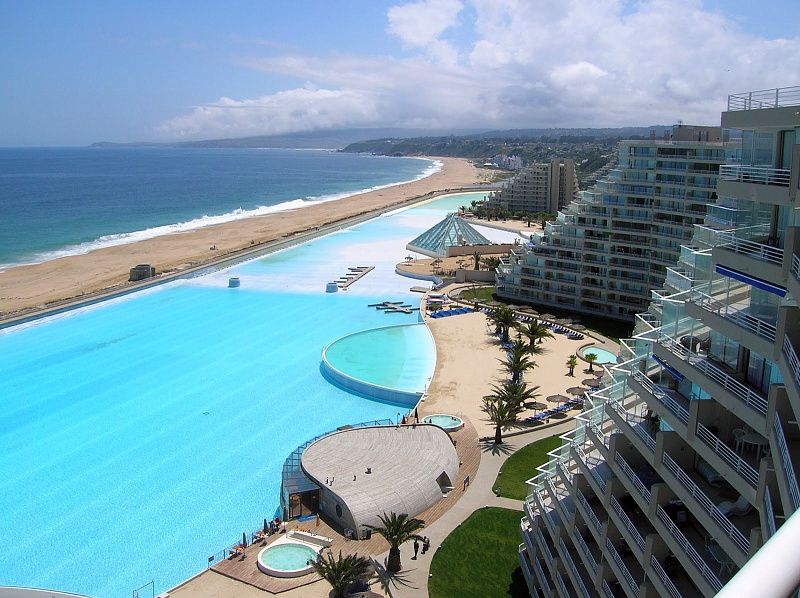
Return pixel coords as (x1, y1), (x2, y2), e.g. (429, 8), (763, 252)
(525, 401), (547, 411)
(540, 313), (555, 321)
(567, 386), (588, 396)
(546, 394), (570, 404)
(583, 378), (602, 387)
(486, 300), (501, 307)
(243, 532), (248, 548)
(571, 324), (586, 331)
(264, 518), (269, 534)
(556, 318), (573, 325)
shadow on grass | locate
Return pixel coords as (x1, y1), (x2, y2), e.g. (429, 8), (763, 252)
(507, 566), (530, 597)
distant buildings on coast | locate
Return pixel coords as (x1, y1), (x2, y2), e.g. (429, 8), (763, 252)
(486, 159), (580, 216)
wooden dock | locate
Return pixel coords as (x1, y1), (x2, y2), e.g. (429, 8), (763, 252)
(338, 266), (374, 289)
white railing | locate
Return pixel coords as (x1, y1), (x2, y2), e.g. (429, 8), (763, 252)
(774, 412), (800, 512)
(606, 537), (640, 597)
(782, 336), (800, 397)
(651, 555), (683, 598)
(533, 555), (552, 596)
(558, 458), (574, 485)
(556, 571), (570, 598)
(632, 369), (690, 424)
(660, 335), (769, 415)
(610, 495), (646, 552)
(714, 231), (784, 266)
(547, 475), (574, 519)
(609, 397), (656, 453)
(574, 527), (598, 573)
(656, 505), (723, 593)
(589, 419), (611, 448)
(662, 452), (750, 554)
(764, 486), (777, 542)
(614, 451), (652, 503)
(536, 489), (558, 533)
(793, 254), (800, 282)
(696, 422), (759, 488)
(689, 289), (777, 343)
(719, 164), (791, 187)
(727, 86), (800, 110)
(577, 488), (602, 533)
(574, 441), (608, 492)
(538, 528), (555, 569)
(519, 543), (534, 581)
(666, 267), (694, 292)
(561, 538), (591, 598)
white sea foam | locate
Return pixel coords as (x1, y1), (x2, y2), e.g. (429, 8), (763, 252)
(0, 158), (442, 273)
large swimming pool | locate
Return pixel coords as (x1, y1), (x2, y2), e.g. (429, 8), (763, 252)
(0, 192), (511, 597)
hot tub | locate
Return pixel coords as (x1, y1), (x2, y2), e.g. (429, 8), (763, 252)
(423, 414), (464, 432)
(257, 540), (320, 578)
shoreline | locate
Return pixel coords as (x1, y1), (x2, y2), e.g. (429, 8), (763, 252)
(0, 157), (493, 318)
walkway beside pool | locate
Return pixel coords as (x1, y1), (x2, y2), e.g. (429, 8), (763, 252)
(168, 284), (618, 597)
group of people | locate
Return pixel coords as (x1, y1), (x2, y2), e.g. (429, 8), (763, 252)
(412, 536), (431, 559)
(253, 517), (284, 543)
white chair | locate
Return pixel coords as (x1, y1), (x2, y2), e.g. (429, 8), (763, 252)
(717, 495), (752, 517)
(733, 428), (745, 453)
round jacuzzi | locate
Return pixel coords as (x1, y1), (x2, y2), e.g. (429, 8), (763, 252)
(423, 414), (464, 432)
(580, 346), (617, 364)
(257, 541), (320, 578)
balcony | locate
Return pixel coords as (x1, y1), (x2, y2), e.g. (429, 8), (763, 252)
(630, 370), (689, 428)
(573, 525), (600, 574)
(650, 555), (683, 598)
(573, 440), (614, 497)
(576, 487), (604, 540)
(655, 505), (724, 595)
(695, 422), (760, 489)
(607, 396), (657, 456)
(773, 412), (800, 513)
(689, 290), (777, 345)
(613, 451), (655, 506)
(605, 537), (641, 597)
(713, 233), (784, 267)
(719, 164), (791, 187)
(537, 526), (557, 572)
(661, 452), (750, 557)
(532, 553), (554, 598)
(609, 494), (647, 555)
(559, 537), (592, 598)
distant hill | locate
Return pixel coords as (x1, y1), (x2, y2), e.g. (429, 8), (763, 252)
(90, 127), (490, 150)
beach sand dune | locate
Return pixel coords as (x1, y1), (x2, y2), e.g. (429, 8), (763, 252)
(0, 157), (488, 316)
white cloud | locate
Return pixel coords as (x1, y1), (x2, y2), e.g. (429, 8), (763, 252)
(156, 0), (800, 140)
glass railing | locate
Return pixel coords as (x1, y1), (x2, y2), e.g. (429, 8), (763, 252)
(714, 232), (784, 266)
(773, 412), (800, 512)
(696, 422), (759, 488)
(662, 452), (749, 554)
(609, 396), (656, 453)
(689, 289), (777, 343)
(659, 335), (769, 415)
(606, 537), (640, 597)
(656, 505), (723, 593)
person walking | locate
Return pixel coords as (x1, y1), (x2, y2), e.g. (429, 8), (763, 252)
(412, 538), (420, 559)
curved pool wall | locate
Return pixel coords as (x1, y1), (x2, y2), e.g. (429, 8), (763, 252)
(423, 414), (464, 432)
(257, 541), (320, 578)
(579, 346), (618, 364)
(321, 323), (436, 407)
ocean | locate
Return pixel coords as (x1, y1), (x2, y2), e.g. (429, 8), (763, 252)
(0, 147), (438, 271)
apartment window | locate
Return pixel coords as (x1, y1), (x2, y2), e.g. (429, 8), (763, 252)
(710, 331), (739, 371)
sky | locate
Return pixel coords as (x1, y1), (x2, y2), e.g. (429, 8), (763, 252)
(1, 0), (798, 146)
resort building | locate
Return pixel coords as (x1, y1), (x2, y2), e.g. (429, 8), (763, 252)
(518, 86), (800, 597)
(495, 125), (733, 321)
(486, 159), (580, 215)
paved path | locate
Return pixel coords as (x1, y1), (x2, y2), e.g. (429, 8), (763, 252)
(374, 419), (575, 597)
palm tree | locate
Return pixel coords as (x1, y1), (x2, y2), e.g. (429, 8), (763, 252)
(310, 551), (372, 598)
(472, 250), (482, 270)
(516, 320), (554, 350)
(501, 339), (536, 384)
(566, 354), (578, 376)
(459, 205), (468, 214)
(487, 305), (517, 342)
(374, 512), (425, 572)
(585, 352), (599, 372)
(481, 381), (539, 444)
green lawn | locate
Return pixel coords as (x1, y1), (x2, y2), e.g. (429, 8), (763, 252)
(493, 434), (564, 500)
(428, 507), (529, 598)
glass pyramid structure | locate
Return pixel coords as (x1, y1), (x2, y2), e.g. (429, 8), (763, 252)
(406, 213), (491, 257)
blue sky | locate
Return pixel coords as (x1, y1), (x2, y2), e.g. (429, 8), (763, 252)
(1, 0), (798, 146)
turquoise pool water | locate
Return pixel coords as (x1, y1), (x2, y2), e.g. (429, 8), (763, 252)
(422, 414), (464, 431)
(580, 346), (618, 364)
(0, 191), (512, 597)
(261, 542), (318, 571)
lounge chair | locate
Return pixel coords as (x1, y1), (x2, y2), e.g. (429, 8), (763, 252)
(717, 495), (752, 517)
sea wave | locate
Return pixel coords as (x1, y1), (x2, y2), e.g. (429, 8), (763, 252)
(0, 159), (442, 273)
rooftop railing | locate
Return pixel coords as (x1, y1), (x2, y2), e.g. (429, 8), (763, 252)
(727, 86), (800, 111)
(719, 164), (791, 187)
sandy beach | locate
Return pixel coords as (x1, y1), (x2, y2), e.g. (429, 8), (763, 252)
(0, 157), (490, 316)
